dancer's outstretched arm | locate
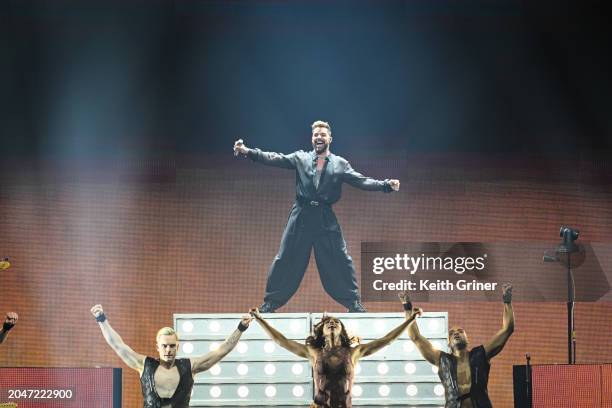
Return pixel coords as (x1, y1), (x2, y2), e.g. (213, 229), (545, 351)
(399, 292), (441, 366)
(484, 283), (514, 359)
(0, 312), (18, 344)
(353, 300), (417, 359)
(191, 314), (253, 374)
(250, 308), (309, 359)
(91, 304), (145, 373)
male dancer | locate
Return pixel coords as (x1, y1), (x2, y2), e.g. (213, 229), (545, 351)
(0, 312), (18, 344)
(400, 284), (514, 408)
(91, 305), (252, 408)
(234, 120), (400, 312)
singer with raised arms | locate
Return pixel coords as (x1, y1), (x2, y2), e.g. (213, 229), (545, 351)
(91, 304), (253, 408)
(250, 296), (418, 408)
(234, 120), (400, 313)
(400, 284), (515, 408)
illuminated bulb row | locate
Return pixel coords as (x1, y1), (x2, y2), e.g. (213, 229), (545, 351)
(208, 385), (305, 398)
(353, 362), (438, 375)
(207, 363), (305, 376)
(344, 319), (441, 333)
(181, 320), (305, 334)
(208, 361), (436, 377)
(351, 384), (445, 397)
(182, 341), (278, 355)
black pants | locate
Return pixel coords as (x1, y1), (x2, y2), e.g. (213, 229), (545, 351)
(263, 202), (360, 308)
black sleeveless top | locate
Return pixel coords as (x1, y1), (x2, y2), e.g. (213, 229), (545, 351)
(312, 347), (355, 408)
(140, 357), (194, 408)
(438, 345), (492, 408)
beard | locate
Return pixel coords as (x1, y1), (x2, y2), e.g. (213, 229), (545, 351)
(450, 339), (468, 351)
(313, 141), (329, 154)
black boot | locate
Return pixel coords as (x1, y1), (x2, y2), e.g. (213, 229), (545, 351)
(259, 302), (278, 313)
(347, 300), (367, 313)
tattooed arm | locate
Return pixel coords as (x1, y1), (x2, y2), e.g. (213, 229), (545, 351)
(191, 314), (253, 374)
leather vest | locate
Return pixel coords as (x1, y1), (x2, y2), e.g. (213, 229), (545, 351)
(437, 345), (492, 408)
(140, 357), (194, 408)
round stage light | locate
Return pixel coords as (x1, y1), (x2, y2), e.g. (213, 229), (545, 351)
(264, 363), (276, 375)
(209, 342), (220, 351)
(432, 365), (439, 374)
(236, 363), (248, 376)
(181, 321), (194, 333)
(209, 364), (221, 376)
(182, 342), (194, 355)
(208, 321), (221, 332)
(352, 385), (363, 397)
(404, 362), (416, 374)
(434, 384), (445, 396)
(406, 384), (418, 396)
(291, 363), (304, 375)
(378, 385), (390, 397)
(237, 386), (249, 398)
(403, 341), (415, 353)
(209, 386), (221, 398)
(265, 385), (277, 398)
(290, 321), (302, 333)
(264, 341), (276, 353)
(292, 385), (304, 397)
(377, 363), (389, 375)
(237, 341), (248, 354)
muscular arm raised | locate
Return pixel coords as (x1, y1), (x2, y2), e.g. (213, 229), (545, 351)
(91, 305), (146, 373)
(251, 308), (310, 359)
(353, 302), (418, 360)
(484, 284), (515, 359)
(399, 292), (441, 366)
(191, 314), (253, 374)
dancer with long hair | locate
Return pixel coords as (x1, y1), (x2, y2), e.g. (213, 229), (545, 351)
(250, 299), (416, 408)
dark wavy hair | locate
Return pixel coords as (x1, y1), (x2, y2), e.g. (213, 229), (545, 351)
(305, 316), (355, 349)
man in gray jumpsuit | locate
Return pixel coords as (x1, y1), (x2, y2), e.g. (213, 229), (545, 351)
(234, 120), (400, 312)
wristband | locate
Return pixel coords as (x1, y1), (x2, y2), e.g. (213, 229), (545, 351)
(95, 313), (107, 323)
(503, 292), (512, 304)
(238, 321), (249, 332)
(2, 322), (14, 332)
(402, 302), (413, 312)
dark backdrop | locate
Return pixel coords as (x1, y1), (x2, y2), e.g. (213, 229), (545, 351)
(1, 1), (611, 407)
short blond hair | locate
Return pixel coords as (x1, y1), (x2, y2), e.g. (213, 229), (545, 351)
(311, 120), (331, 134)
(156, 327), (179, 342)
